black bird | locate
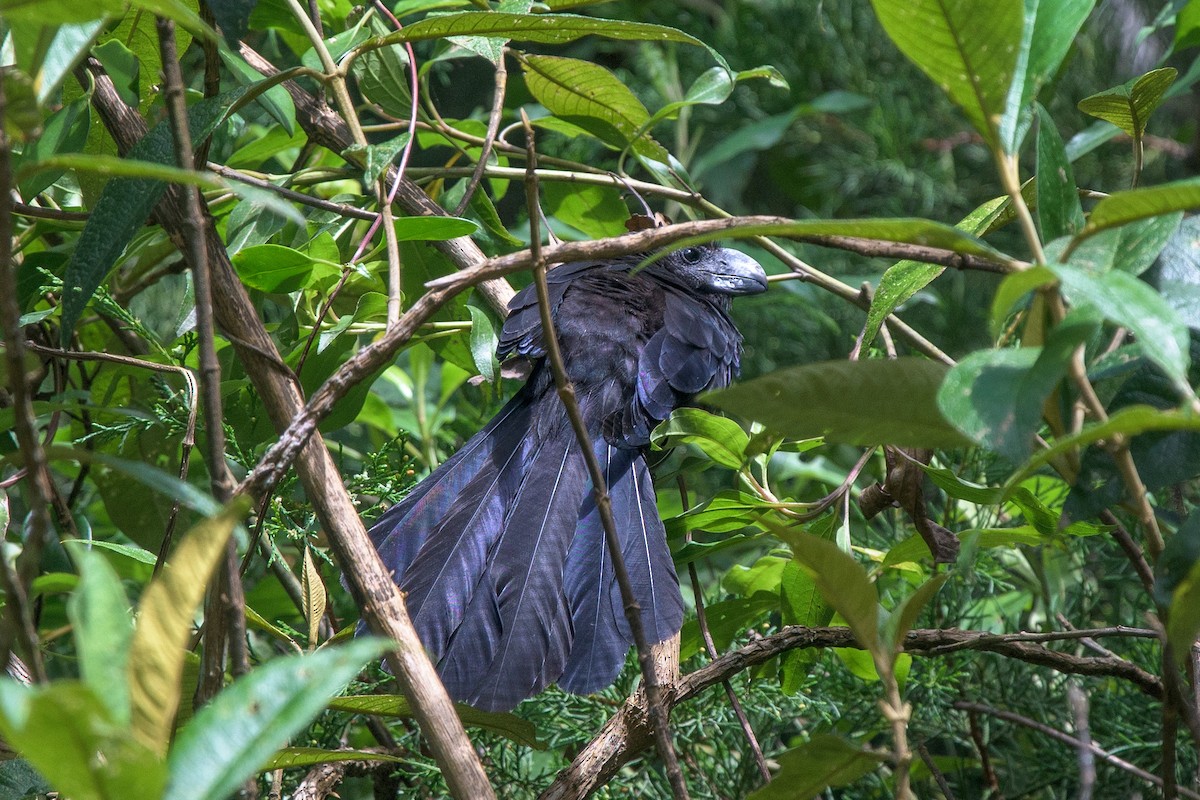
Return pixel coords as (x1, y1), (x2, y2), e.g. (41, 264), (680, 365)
(368, 243), (767, 711)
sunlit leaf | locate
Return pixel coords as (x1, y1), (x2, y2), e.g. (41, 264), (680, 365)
(1077, 67), (1177, 138)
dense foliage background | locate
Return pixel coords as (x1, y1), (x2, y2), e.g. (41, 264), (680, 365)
(1, 0), (1200, 798)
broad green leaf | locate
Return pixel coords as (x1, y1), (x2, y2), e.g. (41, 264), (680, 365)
(884, 573), (949, 650)
(1035, 104), (1084, 240)
(938, 310), (1098, 461)
(989, 264), (1056, 337)
(34, 21), (104, 104)
(643, 64), (788, 130)
(46, 446), (221, 517)
(127, 499), (250, 756)
(263, 747), (407, 770)
(651, 408), (749, 469)
(1051, 263), (1191, 393)
(392, 215), (478, 241)
(218, 49), (296, 136)
(522, 55), (666, 162)
(326, 695), (546, 749)
(690, 107), (799, 179)
(0, 682), (166, 800)
(0, 0), (125, 24)
(748, 734), (886, 800)
(779, 557), (832, 693)
(1177, 0), (1200, 51)
(59, 89), (243, 345)
(775, 528), (880, 655)
(543, 181), (629, 239)
(1007, 405), (1200, 490)
(1083, 177), (1200, 235)
(861, 196), (1009, 352)
(999, 0), (1095, 151)
(882, 526), (1049, 567)
(165, 639), (394, 800)
(344, 133), (412, 185)
(723, 555), (789, 598)
(706, 359), (971, 450)
(232, 244), (317, 294)
(67, 552), (134, 726)
(467, 305), (499, 383)
(1077, 67), (1177, 138)
(870, 0), (1023, 151)
(16, 99), (91, 199)
(680, 595), (777, 659)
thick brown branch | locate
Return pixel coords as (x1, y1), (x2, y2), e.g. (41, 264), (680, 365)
(83, 60), (494, 800)
(540, 625), (1163, 800)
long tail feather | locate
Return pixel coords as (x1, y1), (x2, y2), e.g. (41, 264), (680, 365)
(558, 444), (683, 694)
(367, 391), (532, 583)
(438, 424), (590, 710)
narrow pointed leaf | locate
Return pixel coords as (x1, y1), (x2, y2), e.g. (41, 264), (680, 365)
(67, 552), (134, 726)
(748, 734), (886, 799)
(1036, 104), (1084, 240)
(165, 639), (394, 800)
(127, 499), (250, 755)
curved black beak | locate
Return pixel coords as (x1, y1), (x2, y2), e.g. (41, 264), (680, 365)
(701, 248), (769, 295)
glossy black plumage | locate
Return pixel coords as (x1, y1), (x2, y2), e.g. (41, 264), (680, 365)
(367, 243), (767, 711)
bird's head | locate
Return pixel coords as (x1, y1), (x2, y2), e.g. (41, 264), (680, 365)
(658, 243), (768, 296)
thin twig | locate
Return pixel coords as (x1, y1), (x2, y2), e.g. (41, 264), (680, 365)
(916, 740), (956, 800)
(156, 20), (248, 719)
(678, 477), (771, 785)
(1068, 684), (1095, 800)
(0, 74), (50, 684)
(520, 112), (689, 800)
(453, 53), (507, 216)
(23, 342), (199, 572)
(206, 163), (378, 220)
(955, 701), (1200, 800)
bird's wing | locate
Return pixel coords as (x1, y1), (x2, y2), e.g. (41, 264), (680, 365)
(496, 260), (605, 359)
(612, 288), (743, 446)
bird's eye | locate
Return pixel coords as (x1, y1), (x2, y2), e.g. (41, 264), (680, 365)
(680, 247), (703, 264)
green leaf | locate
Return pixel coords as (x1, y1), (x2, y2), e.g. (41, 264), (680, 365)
(748, 734), (886, 800)
(883, 573), (948, 650)
(689, 107), (799, 179)
(1050, 263), (1192, 394)
(368, 11), (708, 49)
(1035, 104), (1084, 240)
(325, 695), (546, 749)
(861, 196), (1008, 352)
(127, 499), (250, 756)
(0, 0), (125, 24)
(706, 358), (971, 450)
(989, 264), (1056, 337)
(938, 310), (1098, 461)
(883, 526), (1050, 567)
(522, 55), (666, 162)
(870, 0), (1024, 151)
(263, 747), (407, 770)
(1176, 0), (1200, 51)
(1077, 67), (1177, 138)
(999, 0), (1095, 151)
(67, 552), (134, 726)
(775, 528), (880, 655)
(724, 555), (789, 598)
(0, 682), (166, 800)
(392, 215), (478, 241)
(651, 408), (748, 469)
(543, 181), (630, 239)
(1083, 176), (1200, 236)
(644, 64), (787, 131)
(467, 305), (499, 383)
(679, 595), (777, 660)
(232, 244), (318, 294)
(16, 98), (91, 200)
(59, 89), (243, 345)
(219, 49), (296, 136)
(165, 639), (394, 800)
